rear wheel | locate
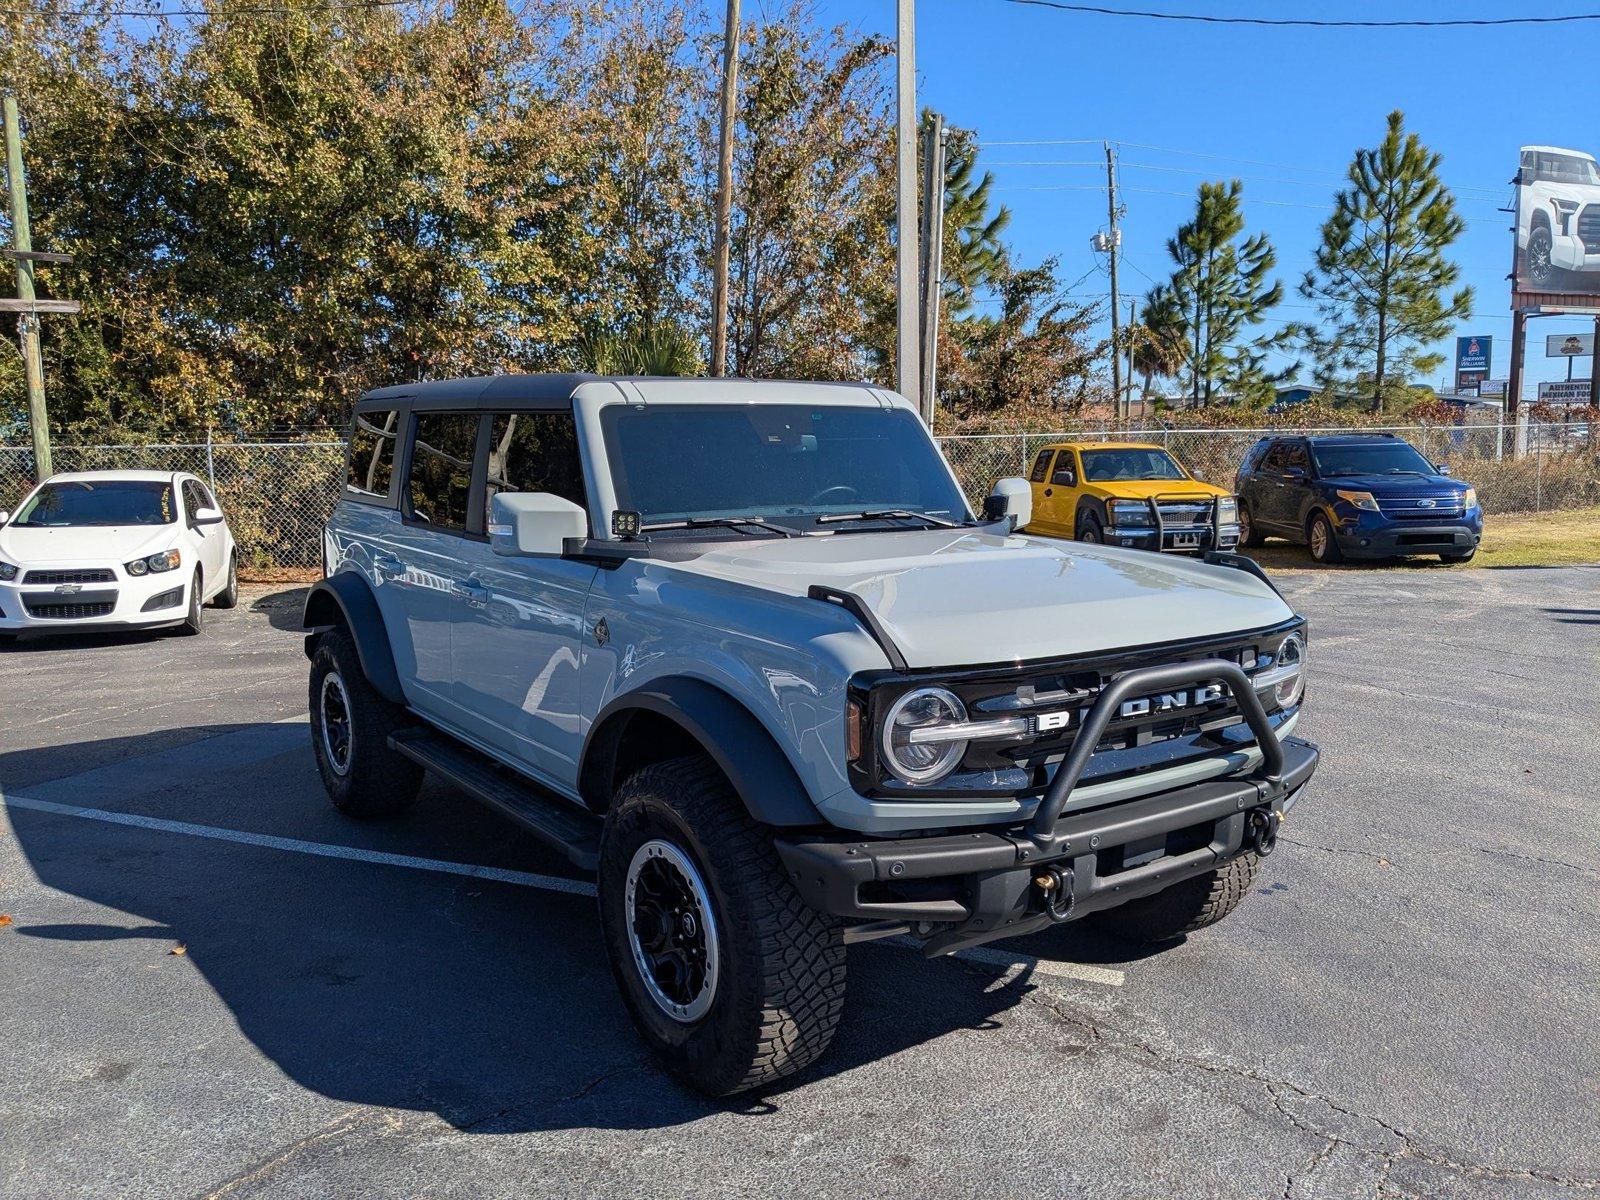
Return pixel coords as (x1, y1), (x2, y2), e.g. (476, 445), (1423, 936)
(1076, 513), (1103, 544)
(1097, 853), (1261, 944)
(309, 628), (422, 818)
(212, 551), (239, 608)
(1307, 512), (1343, 564)
(1238, 504), (1264, 548)
(598, 756), (846, 1096)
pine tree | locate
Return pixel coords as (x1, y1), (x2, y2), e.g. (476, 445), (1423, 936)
(1297, 110), (1472, 414)
(1164, 180), (1282, 406)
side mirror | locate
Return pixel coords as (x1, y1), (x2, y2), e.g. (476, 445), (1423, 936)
(490, 492), (588, 557)
(984, 477), (1032, 531)
(193, 506), (224, 525)
(0, 511), (9, 526)
(1435, 463), (1452, 476)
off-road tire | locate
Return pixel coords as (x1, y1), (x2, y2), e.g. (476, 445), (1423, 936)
(1238, 503), (1264, 548)
(1307, 512), (1343, 564)
(308, 628), (422, 818)
(1076, 512), (1104, 544)
(179, 569), (205, 635)
(1097, 852), (1261, 944)
(1441, 550), (1475, 565)
(598, 756), (846, 1096)
(213, 551), (240, 608)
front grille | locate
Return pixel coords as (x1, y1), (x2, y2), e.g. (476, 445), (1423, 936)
(1579, 204), (1600, 254)
(21, 568), (116, 585)
(23, 599), (116, 620)
(1155, 501), (1214, 527)
(1378, 495), (1463, 520)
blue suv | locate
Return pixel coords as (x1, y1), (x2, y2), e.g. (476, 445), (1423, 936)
(1235, 434), (1483, 565)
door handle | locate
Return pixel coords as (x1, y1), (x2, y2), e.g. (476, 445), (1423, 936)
(373, 553), (405, 578)
(451, 579), (489, 608)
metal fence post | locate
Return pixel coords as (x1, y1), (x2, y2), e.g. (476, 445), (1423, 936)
(1017, 433), (1026, 477)
(205, 428), (217, 493)
(1536, 438), (1544, 511)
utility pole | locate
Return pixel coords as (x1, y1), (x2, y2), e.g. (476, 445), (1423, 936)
(895, 0), (920, 416)
(918, 113), (946, 428)
(1125, 299), (1135, 423)
(1590, 316), (1600, 408)
(1105, 142), (1122, 422)
(708, 0), (740, 378)
(4, 94), (50, 479)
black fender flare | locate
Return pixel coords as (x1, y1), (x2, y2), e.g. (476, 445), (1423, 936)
(1074, 496), (1108, 536)
(301, 572), (405, 706)
(579, 677), (826, 828)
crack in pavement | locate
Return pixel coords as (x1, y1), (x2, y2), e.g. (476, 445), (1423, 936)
(1476, 846), (1599, 877)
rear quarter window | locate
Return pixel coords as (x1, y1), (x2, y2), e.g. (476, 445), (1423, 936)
(347, 410), (400, 500)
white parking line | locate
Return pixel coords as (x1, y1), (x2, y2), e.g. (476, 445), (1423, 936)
(1, 793), (599, 897)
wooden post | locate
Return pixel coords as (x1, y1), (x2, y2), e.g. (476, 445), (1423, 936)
(708, 0), (740, 377)
(4, 94), (50, 479)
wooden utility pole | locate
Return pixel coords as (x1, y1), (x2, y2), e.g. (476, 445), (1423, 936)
(918, 113), (946, 428)
(1105, 143), (1122, 421)
(1506, 310), (1526, 428)
(895, 0), (920, 414)
(708, 0), (740, 377)
(1125, 299), (1135, 423)
(1590, 316), (1600, 408)
(4, 94), (50, 479)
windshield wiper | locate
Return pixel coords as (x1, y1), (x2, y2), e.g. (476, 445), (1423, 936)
(638, 516), (796, 538)
(813, 508), (962, 529)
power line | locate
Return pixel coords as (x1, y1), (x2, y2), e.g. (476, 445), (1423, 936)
(986, 158), (1506, 199)
(1001, 1), (1600, 28)
(991, 181), (1509, 224)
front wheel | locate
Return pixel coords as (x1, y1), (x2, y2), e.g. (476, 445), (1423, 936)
(1527, 223), (1556, 286)
(1307, 512), (1344, 564)
(178, 570), (205, 635)
(598, 756), (846, 1096)
(1237, 504), (1264, 548)
(1076, 513), (1103, 544)
(309, 629), (423, 818)
(1097, 853), (1261, 944)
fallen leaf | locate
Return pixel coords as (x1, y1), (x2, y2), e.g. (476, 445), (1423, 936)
(1377, 858), (1391, 867)
(168, 943), (187, 956)
(0, 914), (12, 928)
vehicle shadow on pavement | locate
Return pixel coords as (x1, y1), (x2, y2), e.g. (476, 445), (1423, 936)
(249, 585), (312, 632)
(3, 726), (1048, 1132)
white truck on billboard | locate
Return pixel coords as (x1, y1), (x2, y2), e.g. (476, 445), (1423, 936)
(1517, 146), (1600, 294)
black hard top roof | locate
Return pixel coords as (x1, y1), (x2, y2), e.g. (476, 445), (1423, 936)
(357, 373), (601, 412)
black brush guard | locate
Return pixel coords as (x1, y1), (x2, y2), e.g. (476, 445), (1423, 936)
(775, 660), (1313, 956)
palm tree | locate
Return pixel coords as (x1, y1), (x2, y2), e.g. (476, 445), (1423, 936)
(1130, 285), (1189, 409)
(579, 321), (703, 376)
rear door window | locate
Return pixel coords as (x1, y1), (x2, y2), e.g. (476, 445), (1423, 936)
(1285, 442), (1311, 474)
(1261, 441), (1289, 472)
(406, 413), (482, 533)
(348, 410), (401, 499)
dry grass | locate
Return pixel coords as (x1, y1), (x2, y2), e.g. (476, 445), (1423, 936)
(1252, 506), (1600, 572)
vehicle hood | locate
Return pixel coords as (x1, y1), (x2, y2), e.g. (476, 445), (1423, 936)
(1316, 473), (1465, 496)
(1085, 479), (1230, 499)
(667, 527), (1292, 669)
(0, 524), (177, 566)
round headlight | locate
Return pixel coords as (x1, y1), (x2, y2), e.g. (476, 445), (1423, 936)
(1273, 633), (1306, 709)
(125, 558), (148, 576)
(880, 686), (968, 784)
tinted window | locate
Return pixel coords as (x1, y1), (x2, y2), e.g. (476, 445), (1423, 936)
(1285, 443), (1310, 473)
(407, 413), (480, 531)
(181, 479), (205, 524)
(16, 480), (176, 527)
(1309, 440), (1437, 477)
(1261, 442), (1290, 472)
(600, 404), (969, 527)
(1049, 454), (1077, 486)
(1080, 448), (1187, 483)
(348, 410), (400, 498)
(1029, 450), (1053, 483)
(486, 412), (586, 512)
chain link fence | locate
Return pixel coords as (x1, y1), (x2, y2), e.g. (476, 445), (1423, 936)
(0, 422), (1595, 568)
(935, 424), (1600, 518)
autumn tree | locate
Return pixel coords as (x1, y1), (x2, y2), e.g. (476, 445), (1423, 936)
(1297, 110), (1472, 414)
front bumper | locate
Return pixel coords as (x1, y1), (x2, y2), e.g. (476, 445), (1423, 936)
(778, 737), (1317, 955)
(1334, 511), (1482, 558)
(1106, 522), (1240, 553)
(0, 565), (191, 633)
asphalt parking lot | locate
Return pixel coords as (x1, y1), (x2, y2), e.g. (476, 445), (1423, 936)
(2, 569), (1597, 1199)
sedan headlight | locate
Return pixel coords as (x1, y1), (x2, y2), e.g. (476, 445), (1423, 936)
(1462, 487), (1478, 509)
(0, 560), (16, 582)
(1254, 632), (1307, 710)
(1109, 499), (1154, 527)
(1335, 489), (1381, 512)
(125, 548), (181, 576)
(880, 686), (970, 784)
(1216, 496), (1238, 523)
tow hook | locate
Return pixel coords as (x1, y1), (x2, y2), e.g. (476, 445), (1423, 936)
(1246, 807), (1280, 857)
(1033, 864), (1076, 922)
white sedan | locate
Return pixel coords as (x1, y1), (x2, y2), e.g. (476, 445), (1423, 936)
(0, 470), (238, 641)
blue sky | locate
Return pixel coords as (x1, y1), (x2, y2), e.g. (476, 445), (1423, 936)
(801, 0), (1600, 395)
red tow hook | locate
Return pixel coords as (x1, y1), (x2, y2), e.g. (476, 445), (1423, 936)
(1034, 864), (1076, 922)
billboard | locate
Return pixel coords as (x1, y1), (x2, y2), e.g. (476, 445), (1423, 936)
(1546, 331), (1595, 357)
(1515, 146), (1600, 309)
(1537, 380), (1596, 406)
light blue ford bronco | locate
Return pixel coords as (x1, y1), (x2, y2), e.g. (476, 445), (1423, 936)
(303, 374), (1318, 1095)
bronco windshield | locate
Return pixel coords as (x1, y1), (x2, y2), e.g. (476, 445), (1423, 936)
(1080, 448), (1188, 483)
(15, 480), (176, 527)
(600, 403), (971, 529)
(1310, 441), (1436, 477)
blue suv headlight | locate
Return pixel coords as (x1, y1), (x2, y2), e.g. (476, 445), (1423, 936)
(1334, 489), (1381, 512)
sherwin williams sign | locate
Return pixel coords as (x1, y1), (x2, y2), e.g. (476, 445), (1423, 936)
(1455, 336), (1491, 373)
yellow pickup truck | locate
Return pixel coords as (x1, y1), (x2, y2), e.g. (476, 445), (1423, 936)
(1021, 441), (1241, 554)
